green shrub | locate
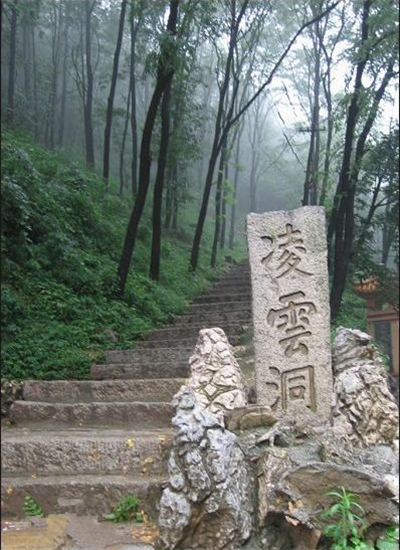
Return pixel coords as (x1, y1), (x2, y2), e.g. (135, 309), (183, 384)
(22, 495), (45, 518)
(1, 130), (244, 380)
(103, 494), (143, 523)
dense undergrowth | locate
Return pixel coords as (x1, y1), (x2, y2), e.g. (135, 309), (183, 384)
(1, 130), (246, 380)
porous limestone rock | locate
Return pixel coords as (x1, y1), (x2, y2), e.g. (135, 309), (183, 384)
(157, 387), (253, 550)
(255, 432), (399, 549)
(332, 327), (399, 447)
(187, 328), (247, 423)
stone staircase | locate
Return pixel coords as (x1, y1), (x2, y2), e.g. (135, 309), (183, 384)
(1, 261), (252, 520)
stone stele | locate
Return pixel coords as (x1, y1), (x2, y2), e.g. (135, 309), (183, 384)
(246, 206), (333, 421)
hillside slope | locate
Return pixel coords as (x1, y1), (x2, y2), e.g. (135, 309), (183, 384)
(1, 131), (244, 380)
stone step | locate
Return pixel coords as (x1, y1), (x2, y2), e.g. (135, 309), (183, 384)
(1, 428), (172, 477)
(22, 378), (186, 403)
(135, 333), (243, 349)
(197, 285), (251, 296)
(9, 401), (173, 429)
(173, 309), (251, 325)
(104, 347), (193, 364)
(141, 322), (244, 342)
(1, 473), (165, 519)
(192, 293), (251, 304)
(91, 361), (189, 380)
(186, 300), (252, 314)
(214, 274), (250, 283)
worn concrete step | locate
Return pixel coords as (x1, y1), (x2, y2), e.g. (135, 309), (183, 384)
(142, 322), (244, 342)
(22, 378), (186, 403)
(9, 401), (173, 429)
(197, 286), (251, 297)
(174, 309), (251, 325)
(1, 474), (165, 519)
(1, 428), (172, 477)
(192, 293), (251, 304)
(136, 333), (243, 349)
(186, 300), (251, 314)
(91, 361), (189, 380)
(104, 347), (193, 364)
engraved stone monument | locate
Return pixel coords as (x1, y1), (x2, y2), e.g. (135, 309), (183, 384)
(246, 206), (333, 421)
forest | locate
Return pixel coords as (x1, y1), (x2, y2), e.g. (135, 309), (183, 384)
(1, 0), (399, 381)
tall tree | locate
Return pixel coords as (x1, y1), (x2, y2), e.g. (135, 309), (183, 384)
(103, 0), (127, 191)
(189, 0), (340, 272)
(328, 0), (398, 320)
(6, 0), (18, 125)
(58, 0), (72, 147)
(84, 0), (96, 168)
(117, 0), (179, 295)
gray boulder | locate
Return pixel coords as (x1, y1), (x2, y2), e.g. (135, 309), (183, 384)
(158, 387), (253, 550)
(332, 327), (399, 447)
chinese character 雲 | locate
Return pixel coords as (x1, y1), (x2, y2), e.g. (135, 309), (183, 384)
(267, 291), (316, 356)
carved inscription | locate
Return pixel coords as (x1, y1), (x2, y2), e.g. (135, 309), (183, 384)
(247, 207), (333, 419)
(267, 292), (316, 356)
(265, 365), (316, 412)
(282, 366), (316, 412)
(260, 224), (311, 278)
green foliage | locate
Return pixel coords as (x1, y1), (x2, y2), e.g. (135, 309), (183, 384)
(331, 285), (367, 339)
(376, 526), (399, 550)
(22, 495), (45, 518)
(321, 487), (373, 550)
(1, 130), (241, 380)
(103, 494), (143, 523)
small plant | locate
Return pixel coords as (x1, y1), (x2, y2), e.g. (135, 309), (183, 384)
(321, 487), (373, 550)
(103, 494), (144, 523)
(376, 526), (399, 550)
(22, 495), (45, 518)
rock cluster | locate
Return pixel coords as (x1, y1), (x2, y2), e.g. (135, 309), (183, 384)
(157, 386), (253, 550)
(187, 328), (247, 423)
(332, 327), (399, 447)
(158, 326), (399, 550)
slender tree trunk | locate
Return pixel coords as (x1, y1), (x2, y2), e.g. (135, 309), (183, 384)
(381, 198), (394, 266)
(302, 35), (321, 206)
(31, 21), (39, 140)
(6, 0), (18, 126)
(58, 0), (71, 147)
(130, 3), (139, 196)
(150, 80), (173, 280)
(219, 159), (228, 249)
(172, 180), (178, 230)
(103, 0), (127, 191)
(211, 143), (227, 267)
(249, 116), (258, 212)
(117, 0), (179, 295)
(119, 78), (132, 196)
(229, 123), (243, 250)
(84, 0), (95, 169)
(22, 16), (31, 116)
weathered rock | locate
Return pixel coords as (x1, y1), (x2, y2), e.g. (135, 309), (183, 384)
(257, 443), (399, 537)
(332, 327), (399, 447)
(187, 328), (247, 423)
(157, 387), (253, 550)
(226, 405), (277, 432)
(1, 380), (23, 418)
(246, 207), (333, 422)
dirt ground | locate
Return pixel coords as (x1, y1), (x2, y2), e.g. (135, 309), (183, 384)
(1, 514), (157, 550)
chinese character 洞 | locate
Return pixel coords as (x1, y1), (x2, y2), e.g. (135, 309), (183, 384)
(267, 291), (316, 356)
(260, 224), (311, 278)
(282, 366), (316, 411)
